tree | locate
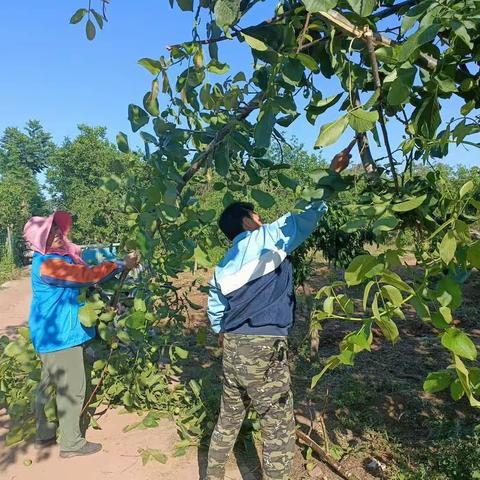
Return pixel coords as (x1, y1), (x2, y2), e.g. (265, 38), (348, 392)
(66, 0), (480, 407)
(47, 125), (147, 244)
(0, 120), (55, 175)
(0, 167), (46, 232)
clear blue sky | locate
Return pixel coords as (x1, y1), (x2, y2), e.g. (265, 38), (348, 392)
(0, 1), (478, 168)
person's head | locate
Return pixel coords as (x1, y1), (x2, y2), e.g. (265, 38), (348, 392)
(218, 201), (263, 241)
(46, 222), (65, 250)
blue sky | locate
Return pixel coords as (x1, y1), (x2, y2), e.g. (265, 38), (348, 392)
(0, 1), (478, 169)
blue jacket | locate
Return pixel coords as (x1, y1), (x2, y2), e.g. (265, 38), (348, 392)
(29, 252), (123, 353)
(208, 201), (328, 335)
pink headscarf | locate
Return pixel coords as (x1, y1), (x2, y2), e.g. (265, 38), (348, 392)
(23, 211), (85, 265)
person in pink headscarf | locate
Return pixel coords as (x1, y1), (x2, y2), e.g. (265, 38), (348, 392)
(23, 211), (138, 458)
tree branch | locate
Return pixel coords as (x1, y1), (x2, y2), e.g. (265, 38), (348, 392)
(297, 12), (311, 53)
(296, 429), (362, 480)
(364, 29), (400, 192)
(178, 94), (264, 192)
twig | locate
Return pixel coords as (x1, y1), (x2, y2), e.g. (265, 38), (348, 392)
(296, 12), (311, 53)
(296, 429), (361, 480)
(364, 28), (400, 192)
(110, 269), (129, 309)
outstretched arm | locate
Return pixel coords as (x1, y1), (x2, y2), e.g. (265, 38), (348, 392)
(40, 258), (125, 288)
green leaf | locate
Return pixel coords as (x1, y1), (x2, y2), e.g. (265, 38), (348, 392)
(128, 104), (149, 132)
(398, 24), (440, 63)
(174, 346), (189, 359)
(251, 189), (275, 209)
(242, 33), (268, 51)
(450, 378), (464, 401)
(207, 60), (230, 75)
(4, 340), (27, 358)
(439, 306), (453, 324)
(194, 245), (212, 268)
(144, 80), (160, 116)
(138, 58), (163, 75)
(450, 20), (473, 49)
(315, 115), (348, 148)
(345, 255), (383, 286)
(346, 0), (376, 17)
(441, 328), (477, 361)
(116, 132), (130, 153)
(150, 450), (168, 464)
(363, 280), (375, 310)
(467, 241), (480, 268)
(214, 144), (229, 176)
(375, 316), (399, 342)
(413, 94), (441, 138)
(134, 297), (147, 313)
(323, 296), (334, 314)
(341, 217), (369, 233)
(387, 66), (416, 106)
(348, 109), (378, 132)
(254, 105), (275, 148)
(85, 19), (96, 41)
(125, 311), (146, 330)
(459, 180), (474, 199)
(392, 194), (427, 212)
(400, 0), (430, 34)
(91, 10), (104, 29)
(78, 305), (99, 327)
(423, 371), (451, 393)
(372, 215), (399, 235)
(176, 0), (193, 11)
(277, 173), (298, 191)
(461, 100), (475, 116)
(439, 230), (457, 265)
(295, 53), (319, 72)
(70, 8), (88, 24)
(214, 0), (240, 29)
(381, 285), (403, 307)
(302, 0), (337, 11)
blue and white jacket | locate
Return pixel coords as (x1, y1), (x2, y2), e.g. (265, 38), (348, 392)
(208, 201), (328, 336)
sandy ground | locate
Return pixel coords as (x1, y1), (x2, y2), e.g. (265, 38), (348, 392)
(0, 275), (252, 480)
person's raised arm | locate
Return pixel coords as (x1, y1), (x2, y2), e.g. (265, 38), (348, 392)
(261, 143), (353, 254)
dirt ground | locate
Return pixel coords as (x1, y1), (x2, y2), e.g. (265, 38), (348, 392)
(0, 274), (249, 480)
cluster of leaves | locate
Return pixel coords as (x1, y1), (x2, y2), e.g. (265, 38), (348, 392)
(311, 174), (480, 406)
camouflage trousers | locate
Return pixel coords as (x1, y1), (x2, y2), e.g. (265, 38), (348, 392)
(206, 334), (296, 480)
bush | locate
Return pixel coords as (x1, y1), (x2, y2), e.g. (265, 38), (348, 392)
(0, 254), (18, 285)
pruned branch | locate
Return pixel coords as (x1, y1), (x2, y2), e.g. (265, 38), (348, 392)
(296, 429), (362, 480)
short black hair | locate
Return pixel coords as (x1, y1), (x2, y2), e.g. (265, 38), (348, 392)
(218, 201), (255, 241)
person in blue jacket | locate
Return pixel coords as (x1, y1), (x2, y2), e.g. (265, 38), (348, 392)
(23, 211), (138, 457)
(206, 151), (351, 480)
